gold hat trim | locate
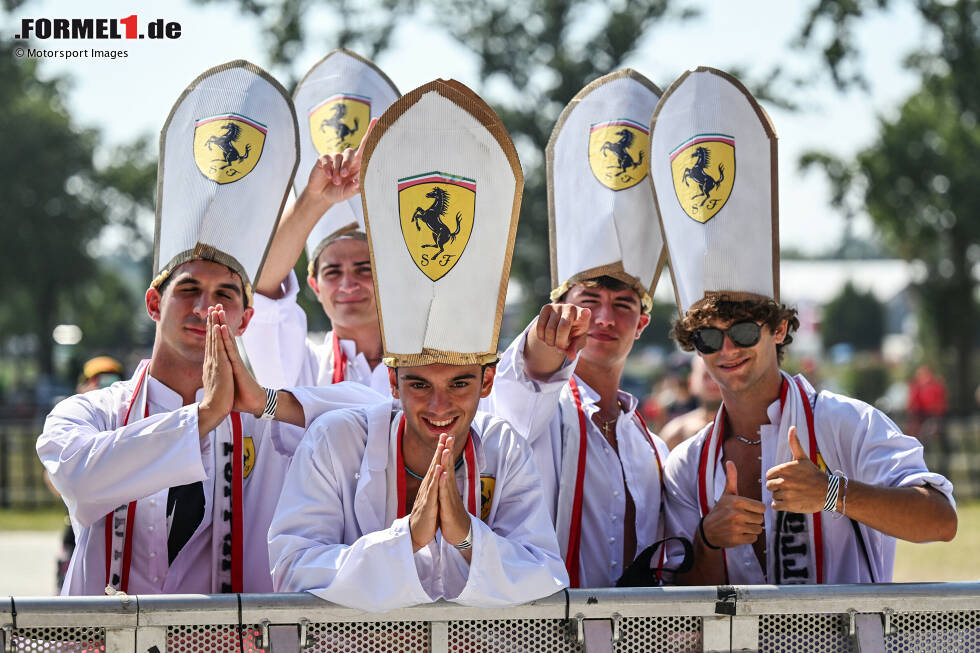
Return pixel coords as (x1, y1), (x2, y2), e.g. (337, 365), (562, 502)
(383, 349), (500, 368)
(547, 257), (667, 314)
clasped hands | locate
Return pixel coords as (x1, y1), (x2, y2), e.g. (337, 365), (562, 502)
(198, 305), (269, 435)
(408, 433), (473, 556)
(700, 426), (830, 549)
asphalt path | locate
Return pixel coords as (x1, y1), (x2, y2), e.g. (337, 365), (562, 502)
(0, 531), (61, 596)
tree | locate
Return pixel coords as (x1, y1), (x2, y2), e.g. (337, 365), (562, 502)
(799, 0), (980, 412)
(0, 42), (156, 379)
(820, 281), (884, 352)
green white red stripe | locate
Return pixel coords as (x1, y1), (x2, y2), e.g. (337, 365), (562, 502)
(398, 171), (476, 192)
(669, 133), (734, 161)
(195, 113), (268, 134)
(308, 93), (372, 116)
(590, 118), (648, 134)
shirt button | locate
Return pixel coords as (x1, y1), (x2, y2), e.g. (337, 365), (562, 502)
(613, 490), (620, 497)
(147, 525), (154, 532)
(611, 514), (617, 521)
(610, 561), (617, 567)
(603, 447), (609, 454)
(609, 537), (616, 543)
(149, 499), (156, 506)
(152, 576), (159, 583)
(149, 552), (156, 558)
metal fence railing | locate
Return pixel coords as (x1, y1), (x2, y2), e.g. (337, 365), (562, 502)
(2, 583), (979, 652)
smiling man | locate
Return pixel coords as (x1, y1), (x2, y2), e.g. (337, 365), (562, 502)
(37, 62), (381, 596)
(241, 50), (398, 395)
(486, 70), (676, 589)
(268, 80), (567, 611)
(651, 67), (956, 586)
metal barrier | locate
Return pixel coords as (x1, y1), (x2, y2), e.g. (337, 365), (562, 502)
(2, 583), (979, 652)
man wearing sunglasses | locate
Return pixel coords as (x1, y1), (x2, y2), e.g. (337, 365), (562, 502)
(651, 67), (956, 587)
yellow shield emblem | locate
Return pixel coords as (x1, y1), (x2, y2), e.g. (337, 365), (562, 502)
(308, 93), (371, 155)
(480, 475), (495, 521)
(193, 114), (266, 184)
(669, 134), (735, 223)
(398, 172), (476, 282)
(242, 436), (255, 479)
(588, 119), (649, 190)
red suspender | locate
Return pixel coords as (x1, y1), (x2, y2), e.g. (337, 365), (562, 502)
(331, 332), (347, 384)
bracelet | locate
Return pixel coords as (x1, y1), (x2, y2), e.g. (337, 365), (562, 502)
(259, 387), (278, 421)
(698, 516), (721, 550)
(823, 472), (841, 513)
(453, 524), (473, 551)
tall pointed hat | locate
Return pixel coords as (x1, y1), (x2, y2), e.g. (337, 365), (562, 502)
(360, 79), (522, 367)
(154, 60), (299, 305)
(649, 67), (778, 315)
(547, 69), (666, 313)
(293, 49), (400, 270)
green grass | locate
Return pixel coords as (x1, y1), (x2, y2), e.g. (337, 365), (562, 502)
(0, 507), (67, 531)
(893, 498), (980, 582)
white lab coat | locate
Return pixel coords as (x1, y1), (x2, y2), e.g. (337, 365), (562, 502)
(38, 366), (383, 595)
(484, 327), (670, 588)
(268, 401), (569, 611)
(664, 375), (955, 584)
(240, 271), (391, 395)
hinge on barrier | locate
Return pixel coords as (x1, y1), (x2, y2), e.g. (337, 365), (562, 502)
(2, 624), (12, 653)
(298, 618), (312, 649)
(882, 608), (895, 637)
(570, 612), (622, 647)
(715, 585), (737, 616)
(256, 619), (271, 651)
(846, 609), (858, 636)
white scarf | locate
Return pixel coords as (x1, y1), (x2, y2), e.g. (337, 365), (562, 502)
(696, 372), (825, 584)
(105, 360), (243, 593)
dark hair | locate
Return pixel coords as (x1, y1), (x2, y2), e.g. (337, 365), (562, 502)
(671, 294), (800, 362)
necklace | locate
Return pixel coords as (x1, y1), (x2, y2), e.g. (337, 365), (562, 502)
(732, 432), (762, 446)
(403, 454), (465, 481)
(594, 400), (624, 439)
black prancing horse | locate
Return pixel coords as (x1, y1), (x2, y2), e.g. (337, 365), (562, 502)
(411, 187), (462, 254)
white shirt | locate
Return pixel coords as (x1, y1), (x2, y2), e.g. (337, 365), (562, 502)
(268, 401), (569, 612)
(38, 367), (383, 595)
(241, 271), (391, 395)
(484, 327), (670, 588)
(664, 377), (955, 584)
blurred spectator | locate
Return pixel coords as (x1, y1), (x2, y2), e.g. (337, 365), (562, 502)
(661, 357), (723, 450)
(907, 365), (948, 434)
(906, 364), (950, 478)
(47, 355), (124, 591)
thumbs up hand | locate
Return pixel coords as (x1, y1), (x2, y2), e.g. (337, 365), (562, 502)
(700, 461), (766, 550)
(765, 426), (828, 513)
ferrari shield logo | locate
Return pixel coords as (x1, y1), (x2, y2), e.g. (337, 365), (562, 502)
(480, 475), (495, 521)
(242, 437), (255, 479)
(669, 134), (735, 223)
(193, 113), (266, 184)
(398, 172), (476, 282)
(309, 93), (371, 154)
(588, 119), (649, 190)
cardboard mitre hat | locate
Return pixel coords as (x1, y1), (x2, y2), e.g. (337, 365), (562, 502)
(154, 60), (299, 306)
(360, 79), (522, 367)
(650, 67), (778, 316)
(547, 69), (667, 314)
(293, 49), (400, 272)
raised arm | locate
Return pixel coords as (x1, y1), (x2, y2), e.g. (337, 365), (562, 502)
(256, 120), (375, 298)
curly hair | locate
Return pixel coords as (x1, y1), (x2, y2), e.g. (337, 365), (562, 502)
(672, 294), (800, 362)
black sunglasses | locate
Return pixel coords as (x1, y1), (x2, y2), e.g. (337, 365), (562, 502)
(692, 321), (763, 354)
